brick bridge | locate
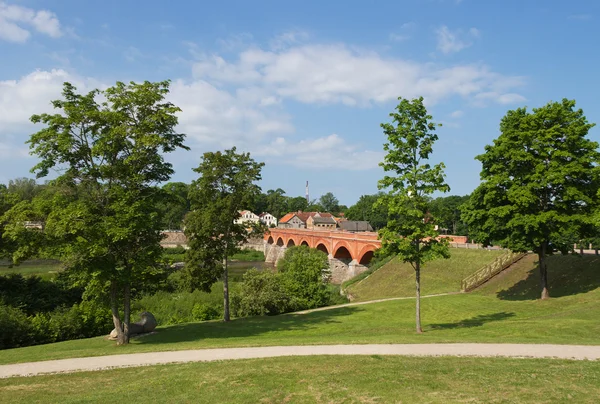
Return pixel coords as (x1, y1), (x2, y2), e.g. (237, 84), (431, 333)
(264, 228), (381, 284)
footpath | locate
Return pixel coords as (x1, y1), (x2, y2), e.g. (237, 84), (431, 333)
(2, 343), (600, 378)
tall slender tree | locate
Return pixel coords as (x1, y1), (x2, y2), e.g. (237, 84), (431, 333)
(10, 81), (187, 345)
(377, 97), (450, 333)
(463, 99), (600, 299)
(185, 148), (264, 321)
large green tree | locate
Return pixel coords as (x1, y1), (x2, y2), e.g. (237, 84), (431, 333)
(463, 99), (600, 299)
(319, 192), (340, 213)
(8, 81), (187, 345)
(156, 182), (190, 230)
(185, 148), (264, 321)
(377, 97), (450, 333)
(266, 188), (287, 219)
(345, 193), (388, 230)
(429, 195), (470, 235)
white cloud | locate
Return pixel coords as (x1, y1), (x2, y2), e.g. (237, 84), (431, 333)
(269, 30), (309, 50)
(450, 110), (464, 118)
(473, 92), (526, 106)
(255, 134), (383, 170)
(0, 2), (62, 43)
(192, 42), (525, 106)
(389, 22), (416, 42)
(436, 25), (479, 54)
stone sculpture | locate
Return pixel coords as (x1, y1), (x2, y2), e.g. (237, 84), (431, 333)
(109, 311), (157, 340)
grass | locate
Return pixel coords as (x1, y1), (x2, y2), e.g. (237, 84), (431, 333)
(1, 356), (599, 403)
(1, 282), (599, 364)
(230, 249), (265, 262)
(0, 260), (62, 280)
(346, 248), (505, 301)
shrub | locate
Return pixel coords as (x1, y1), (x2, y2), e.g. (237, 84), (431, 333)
(0, 304), (34, 349)
(162, 246), (187, 255)
(192, 303), (220, 321)
(278, 246), (331, 310)
(234, 269), (291, 316)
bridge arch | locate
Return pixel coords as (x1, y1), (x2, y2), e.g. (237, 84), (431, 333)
(299, 239), (309, 247)
(333, 241), (354, 260)
(276, 237), (284, 247)
(286, 239), (296, 247)
(357, 244), (378, 265)
(333, 245), (353, 260)
(315, 242), (329, 255)
(267, 236), (274, 244)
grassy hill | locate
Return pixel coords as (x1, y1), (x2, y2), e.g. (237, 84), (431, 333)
(475, 253), (600, 299)
(346, 248), (505, 301)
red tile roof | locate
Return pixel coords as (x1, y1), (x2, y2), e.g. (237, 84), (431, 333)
(279, 213), (296, 223)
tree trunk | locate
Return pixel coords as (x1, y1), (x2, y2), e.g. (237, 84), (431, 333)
(109, 281), (123, 343)
(539, 243), (550, 300)
(121, 284), (131, 345)
(223, 255), (230, 322)
(415, 260), (423, 334)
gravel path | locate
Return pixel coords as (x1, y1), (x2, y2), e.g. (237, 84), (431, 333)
(2, 343), (599, 378)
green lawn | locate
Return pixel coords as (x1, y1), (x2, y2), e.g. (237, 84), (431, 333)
(0, 260), (62, 280)
(1, 284), (599, 365)
(1, 356), (599, 403)
(347, 248), (505, 301)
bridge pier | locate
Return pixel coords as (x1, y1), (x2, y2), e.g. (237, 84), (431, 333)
(264, 243), (286, 264)
(329, 257), (368, 284)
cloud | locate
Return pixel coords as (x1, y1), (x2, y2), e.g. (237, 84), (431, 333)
(389, 22), (416, 42)
(0, 1), (62, 43)
(473, 91), (526, 106)
(191, 42), (525, 106)
(269, 30), (309, 50)
(255, 134), (383, 170)
(450, 110), (464, 118)
(435, 25), (479, 54)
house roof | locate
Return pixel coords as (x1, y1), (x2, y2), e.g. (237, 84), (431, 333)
(339, 221), (374, 232)
(311, 216), (337, 224)
(259, 212), (273, 218)
(279, 213), (297, 223)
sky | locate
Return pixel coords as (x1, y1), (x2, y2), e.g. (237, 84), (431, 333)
(0, 0), (599, 206)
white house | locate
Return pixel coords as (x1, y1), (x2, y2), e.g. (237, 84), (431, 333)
(235, 210), (260, 225)
(259, 212), (277, 227)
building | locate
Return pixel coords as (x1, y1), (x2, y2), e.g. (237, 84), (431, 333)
(235, 210), (260, 225)
(338, 220), (374, 232)
(259, 212), (277, 227)
(278, 211), (338, 230)
(306, 215), (337, 230)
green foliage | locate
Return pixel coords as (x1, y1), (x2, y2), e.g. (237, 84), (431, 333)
(6, 80), (188, 345)
(278, 246), (331, 309)
(132, 287), (225, 325)
(345, 193), (388, 230)
(318, 192), (340, 213)
(0, 273), (82, 315)
(341, 254), (395, 290)
(377, 96), (450, 333)
(0, 299), (113, 350)
(463, 99), (600, 299)
(286, 196), (308, 213)
(230, 249), (265, 261)
(185, 147), (264, 321)
(234, 269), (291, 316)
(428, 195), (470, 235)
(155, 182), (190, 230)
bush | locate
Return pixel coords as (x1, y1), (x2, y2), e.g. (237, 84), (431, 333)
(132, 283), (229, 326)
(0, 304), (34, 349)
(192, 303), (220, 321)
(278, 246), (331, 310)
(234, 269), (291, 316)
(162, 246), (187, 255)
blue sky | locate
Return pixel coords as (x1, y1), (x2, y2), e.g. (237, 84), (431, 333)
(1, 0), (599, 205)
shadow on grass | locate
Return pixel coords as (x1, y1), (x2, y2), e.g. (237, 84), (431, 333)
(497, 255), (600, 301)
(427, 312), (515, 330)
(136, 306), (362, 345)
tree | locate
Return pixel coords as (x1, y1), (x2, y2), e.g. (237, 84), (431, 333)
(287, 196), (308, 213)
(266, 188), (287, 219)
(319, 192), (339, 213)
(429, 195), (470, 235)
(7, 178), (43, 202)
(345, 193), (388, 230)
(377, 97), (450, 333)
(12, 81), (187, 345)
(185, 148), (264, 321)
(156, 182), (190, 230)
(278, 246), (331, 310)
(463, 99), (600, 299)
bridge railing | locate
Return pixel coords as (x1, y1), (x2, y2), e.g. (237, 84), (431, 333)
(460, 251), (527, 292)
